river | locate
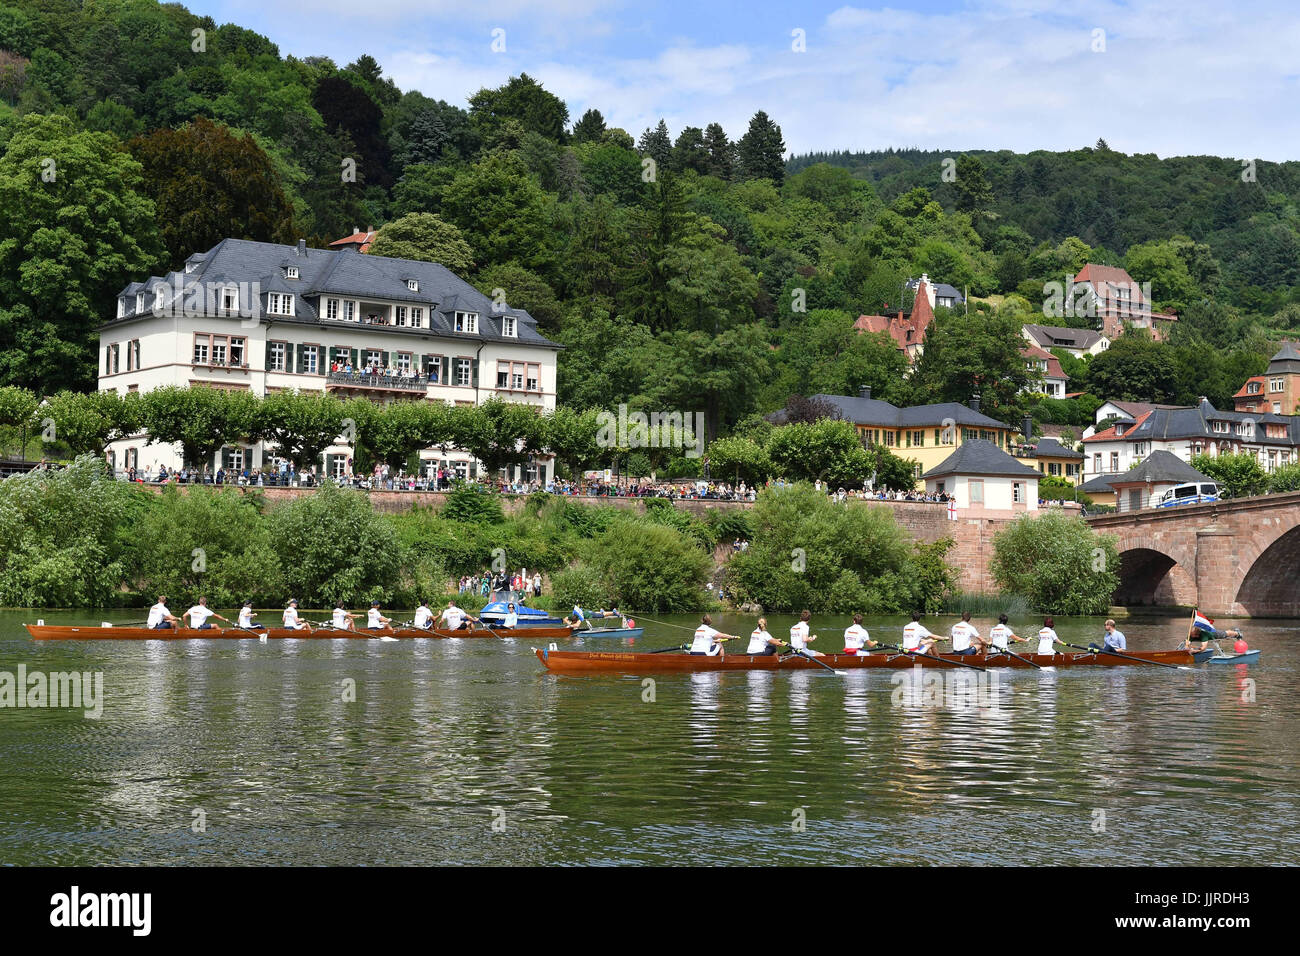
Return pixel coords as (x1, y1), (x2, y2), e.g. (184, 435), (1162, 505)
(0, 608), (1295, 865)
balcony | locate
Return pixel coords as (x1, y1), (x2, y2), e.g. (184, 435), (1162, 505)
(325, 370), (428, 393)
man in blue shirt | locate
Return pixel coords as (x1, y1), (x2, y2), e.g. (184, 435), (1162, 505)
(1091, 619), (1126, 654)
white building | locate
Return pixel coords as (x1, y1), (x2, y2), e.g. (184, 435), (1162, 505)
(1021, 324), (1110, 359)
(921, 439), (1040, 511)
(99, 238), (561, 481)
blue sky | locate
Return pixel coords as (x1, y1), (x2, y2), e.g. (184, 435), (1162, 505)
(192, 0), (1300, 159)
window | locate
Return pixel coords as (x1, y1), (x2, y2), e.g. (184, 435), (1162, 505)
(268, 293), (294, 316)
(154, 287), (166, 312)
(344, 301), (356, 322)
(221, 288), (238, 314)
(1049, 462), (1061, 476)
(527, 364), (539, 392)
(117, 297), (125, 318)
(512, 367), (524, 390)
(268, 341), (287, 372)
(1270, 378), (1285, 392)
(130, 340), (141, 370)
(395, 352), (412, 374)
(1110, 452), (1120, 472)
(503, 316), (517, 337)
(229, 337), (245, 367)
(1133, 442), (1147, 456)
(1248, 381), (1262, 394)
(1094, 453), (1102, 473)
(325, 298), (339, 320)
(107, 344), (120, 374)
(455, 312), (478, 334)
(411, 307), (423, 328)
(1013, 482), (1024, 504)
(407, 279), (419, 292)
(425, 355), (443, 383)
(365, 350), (384, 369)
(301, 345), (319, 374)
(883, 430), (896, 447)
(497, 363), (509, 389)
(1212, 421), (1229, 434)
(222, 446), (245, 471)
(1274, 402), (1282, 413)
(395, 306), (408, 326)
(969, 480), (984, 505)
(286, 266), (299, 279)
(136, 293), (145, 313)
(193, 338), (210, 365)
(455, 358), (472, 387)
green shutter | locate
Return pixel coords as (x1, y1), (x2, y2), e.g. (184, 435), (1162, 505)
(350, 348), (358, 368)
(383, 351), (391, 368)
(442, 356), (450, 384)
(471, 359), (479, 388)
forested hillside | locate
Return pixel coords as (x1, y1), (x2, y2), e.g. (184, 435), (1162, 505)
(1, 0), (1295, 442)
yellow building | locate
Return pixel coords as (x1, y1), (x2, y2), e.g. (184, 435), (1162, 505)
(802, 389), (1017, 486)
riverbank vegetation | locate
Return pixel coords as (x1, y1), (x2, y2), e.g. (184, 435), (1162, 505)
(990, 511), (1119, 615)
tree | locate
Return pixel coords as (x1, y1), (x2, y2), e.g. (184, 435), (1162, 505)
(1191, 452), (1267, 499)
(672, 125), (709, 174)
(1084, 333), (1179, 403)
(130, 117), (296, 267)
(252, 390), (347, 471)
(911, 308), (1033, 415)
(312, 73), (391, 186)
(767, 419), (870, 483)
(581, 519), (712, 611)
(451, 399), (546, 475)
(543, 406), (602, 477)
(766, 309), (909, 408)
(571, 108), (606, 144)
(40, 390), (137, 456)
(703, 122), (734, 180)
(706, 435), (771, 485)
(367, 213), (474, 273)
(468, 73), (569, 143)
(953, 155), (994, 221)
(1125, 238), (1199, 313)
(991, 512), (1119, 615)
(0, 114), (162, 393)
(736, 111), (786, 184)
(436, 153), (552, 271)
(637, 118), (671, 171)
(474, 264), (563, 329)
(141, 386), (259, 471)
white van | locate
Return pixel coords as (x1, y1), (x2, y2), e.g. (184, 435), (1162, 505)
(1156, 481), (1219, 508)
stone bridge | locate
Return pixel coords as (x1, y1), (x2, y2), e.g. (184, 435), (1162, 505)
(1085, 491), (1300, 617)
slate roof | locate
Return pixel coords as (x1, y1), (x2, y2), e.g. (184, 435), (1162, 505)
(1108, 451), (1213, 486)
(1032, 437), (1084, 460)
(1085, 399), (1300, 447)
(906, 277), (964, 304)
(1022, 324), (1105, 351)
(802, 394), (1011, 429)
(105, 239), (559, 350)
(1268, 341), (1300, 375)
(922, 440), (1042, 479)
(1077, 473), (1122, 494)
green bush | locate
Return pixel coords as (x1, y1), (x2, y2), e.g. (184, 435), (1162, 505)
(1191, 452), (1267, 499)
(990, 511), (1118, 615)
(1266, 462), (1300, 494)
(549, 564), (606, 610)
(440, 482), (506, 523)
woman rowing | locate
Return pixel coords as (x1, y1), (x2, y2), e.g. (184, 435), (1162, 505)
(1036, 616), (1060, 655)
(332, 600), (356, 631)
(843, 613), (878, 655)
(238, 601), (265, 631)
(988, 613), (1030, 654)
(789, 610), (823, 657)
(283, 599), (309, 631)
(745, 617), (784, 656)
(902, 612), (940, 655)
(689, 614), (740, 656)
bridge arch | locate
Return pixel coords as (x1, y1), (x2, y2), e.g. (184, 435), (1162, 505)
(1235, 525), (1300, 617)
(1113, 541), (1197, 607)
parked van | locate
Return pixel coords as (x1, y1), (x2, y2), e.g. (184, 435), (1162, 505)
(1156, 481), (1219, 507)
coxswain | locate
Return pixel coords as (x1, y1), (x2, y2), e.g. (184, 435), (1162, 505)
(745, 616), (784, 656)
(283, 599), (309, 630)
(988, 613), (1028, 654)
(1036, 616), (1060, 655)
(147, 594), (180, 630)
(1091, 619), (1126, 654)
(902, 612), (939, 655)
(789, 610), (823, 657)
(332, 600), (356, 630)
(413, 599), (434, 630)
(949, 610), (981, 655)
(690, 614), (739, 656)
(843, 613), (878, 655)
(237, 601), (265, 631)
(367, 600), (392, 630)
(503, 602), (519, 629)
(183, 596), (229, 631)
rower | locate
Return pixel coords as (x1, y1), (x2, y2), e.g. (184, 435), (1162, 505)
(843, 613), (878, 655)
(332, 600), (356, 630)
(183, 596), (229, 631)
(147, 594), (180, 630)
(1036, 616), (1060, 655)
(988, 613), (1027, 654)
(503, 603), (519, 629)
(367, 600), (392, 630)
(1090, 619), (1126, 654)
(283, 599), (309, 630)
(902, 612), (939, 655)
(413, 599), (434, 630)
(440, 600), (475, 631)
(949, 610), (980, 655)
(790, 610), (823, 657)
(690, 614), (738, 656)
(745, 616), (784, 656)
(238, 601), (265, 631)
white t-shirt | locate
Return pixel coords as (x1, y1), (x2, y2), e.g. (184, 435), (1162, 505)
(1037, 627), (1059, 655)
(789, 621), (810, 651)
(746, 629), (775, 654)
(691, 624), (721, 654)
(989, 624), (1013, 650)
(238, 607), (254, 628)
(441, 607), (465, 630)
(147, 603), (168, 627)
(332, 607), (350, 628)
(283, 607), (301, 627)
(367, 607), (384, 628)
(188, 605), (215, 627)
(504, 612), (518, 627)
(844, 623), (872, 651)
(903, 621), (934, 651)
(414, 605), (433, 628)
(951, 621), (979, 652)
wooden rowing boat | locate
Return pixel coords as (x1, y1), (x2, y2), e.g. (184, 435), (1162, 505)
(534, 647), (1197, 672)
(576, 626), (645, 639)
(25, 623), (576, 641)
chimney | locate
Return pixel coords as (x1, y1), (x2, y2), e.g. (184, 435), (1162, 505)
(296, 238), (306, 256)
(968, 394), (981, 414)
(1022, 415), (1033, 442)
(859, 385), (872, 400)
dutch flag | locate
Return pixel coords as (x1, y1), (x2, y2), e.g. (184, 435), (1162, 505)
(1192, 610), (1215, 633)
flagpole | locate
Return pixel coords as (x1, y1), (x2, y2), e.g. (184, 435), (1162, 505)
(1186, 607), (1198, 644)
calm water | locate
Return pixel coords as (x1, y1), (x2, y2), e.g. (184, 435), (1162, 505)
(0, 609), (1296, 865)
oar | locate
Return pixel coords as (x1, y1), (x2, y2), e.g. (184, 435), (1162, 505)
(983, 640), (1044, 670)
(648, 644), (689, 654)
(1059, 640), (1195, 671)
(788, 649), (844, 676)
(878, 642), (987, 673)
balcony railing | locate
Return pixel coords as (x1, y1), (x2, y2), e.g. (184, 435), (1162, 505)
(325, 370), (428, 392)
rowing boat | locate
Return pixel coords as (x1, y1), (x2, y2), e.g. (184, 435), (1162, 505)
(576, 626), (645, 639)
(1193, 648), (1261, 665)
(25, 623), (576, 641)
(534, 647), (1197, 672)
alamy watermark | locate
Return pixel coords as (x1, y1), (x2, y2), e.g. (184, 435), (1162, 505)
(595, 404), (706, 458)
(0, 665), (103, 718)
(890, 663), (1005, 711)
(1042, 276), (1153, 320)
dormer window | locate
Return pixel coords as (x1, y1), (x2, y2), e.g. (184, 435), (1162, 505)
(455, 311), (478, 334)
(267, 293), (295, 316)
(502, 316), (517, 337)
(117, 297), (125, 318)
(286, 266), (299, 280)
(154, 287), (166, 312)
(406, 279), (418, 292)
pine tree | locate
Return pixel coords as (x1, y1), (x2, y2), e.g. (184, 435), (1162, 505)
(572, 108), (606, 144)
(638, 119), (672, 172)
(703, 122), (733, 180)
(736, 110), (786, 185)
